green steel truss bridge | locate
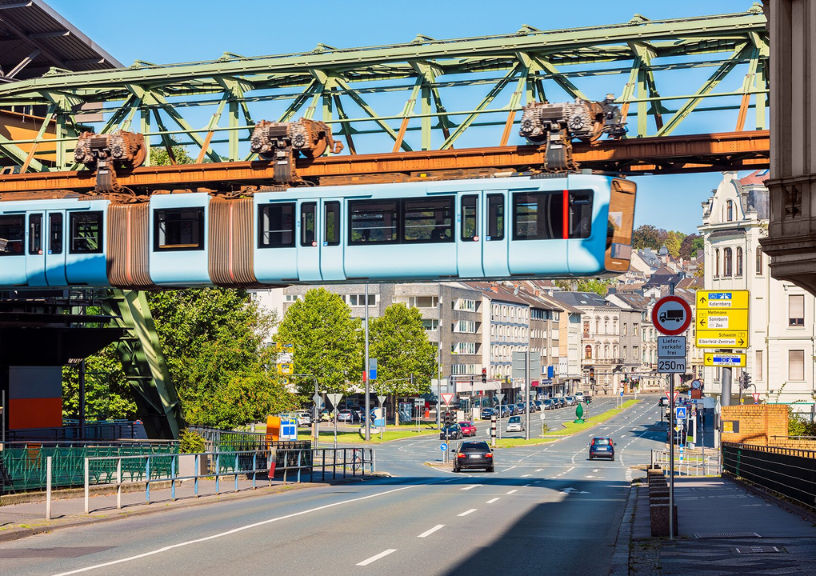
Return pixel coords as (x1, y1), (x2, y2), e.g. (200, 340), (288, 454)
(0, 5), (768, 175)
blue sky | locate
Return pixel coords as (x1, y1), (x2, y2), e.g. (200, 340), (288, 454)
(47, 0), (759, 235)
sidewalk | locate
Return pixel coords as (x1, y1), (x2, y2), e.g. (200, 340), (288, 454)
(628, 476), (816, 575)
(0, 473), (352, 542)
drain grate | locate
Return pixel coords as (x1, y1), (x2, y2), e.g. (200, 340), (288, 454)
(734, 546), (785, 554)
(694, 532), (762, 539)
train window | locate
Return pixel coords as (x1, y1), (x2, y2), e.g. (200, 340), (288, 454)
(513, 191), (564, 240)
(28, 214), (42, 255)
(301, 202), (316, 246)
(154, 208), (204, 251)
(461, 195), (478, 241)
(404, 197), (454, 243)
(487, 194), (504, 241)
(349, 199), (398, 244)
(324, 202), (340, 246)
(258, 203), (295, 248)
(70, 211), (104, 254)
(0, 214), (24, 255)
(49, 213), (63, 254)
(568, 190), (593, 238)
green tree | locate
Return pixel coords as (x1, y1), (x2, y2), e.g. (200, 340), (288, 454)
(276, 288), (362, 398)
(632, 225), (661, 250)
(575, 278), (613, 296)
(149, 143), (193, 166)
(665, 231), (686, 259)
(62, 348), (138, 421)
(369, 304), (437, 421)
(148, 288), (296, 428)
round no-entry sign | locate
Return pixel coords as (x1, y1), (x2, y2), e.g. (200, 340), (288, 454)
(652, 295), (692, 335)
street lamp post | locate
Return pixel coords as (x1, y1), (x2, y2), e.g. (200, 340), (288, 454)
(364, 283), (371, 441)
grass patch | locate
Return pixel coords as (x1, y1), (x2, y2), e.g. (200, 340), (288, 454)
(494, 437), (558, 448)
(542, 399), (641, 437)
(298, 426), (437, 444)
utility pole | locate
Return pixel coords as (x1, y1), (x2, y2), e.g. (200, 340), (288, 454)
(525, 350), (531, 440)
(364, 283), (371, 441)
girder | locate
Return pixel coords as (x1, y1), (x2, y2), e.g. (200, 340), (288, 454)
(0, 7), (768, 174)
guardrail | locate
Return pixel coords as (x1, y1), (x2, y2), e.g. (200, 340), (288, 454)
(650, 448), (721, 477)
(78, 447), (375, 514)
(722, 442), (816, 511)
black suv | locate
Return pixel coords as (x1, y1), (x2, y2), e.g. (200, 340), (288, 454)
(454, 440), (494, 472)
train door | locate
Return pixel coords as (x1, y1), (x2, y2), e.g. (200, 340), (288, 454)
(481, 192), (510, 277)
(507, 186), (569, 275)
(319, 200), (344, 280)
(457, 193), (484, 278)
(25, 212), (46, 286)
(296, 200), (321, 281)
(44, 211), (68, 285)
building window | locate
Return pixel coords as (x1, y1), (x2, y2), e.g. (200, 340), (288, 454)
(756, 247), (763, 276)
(715, 248), (720, 278)
(421, 318), (438, 331)
(407, 296), (438, 308)
(756, 350), (763, 381)
(583, 321), (590, 338)
(604, 317), (609, 334)
(454, 298), (477, 312)
(736, 247), (743, 277)
(453, 320), (476, 333)
(789, 294), (805, 326)
(789, 350), (805, 381)
(452, 342), (477, 355)
(726, 199), (734, 222)
(622, 322), (627, 336)
(723, 247), (732, 276)
(461, 195), (478, 241)
(348, 294), (376, 307)
(633, 323), (639, 336)
(585, 345), (592, 359)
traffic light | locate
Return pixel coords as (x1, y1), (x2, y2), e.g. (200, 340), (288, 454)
(481, 367), (487, 385)
(741, 373), (752, 389)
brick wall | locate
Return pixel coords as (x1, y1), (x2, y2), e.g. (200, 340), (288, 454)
(721, 405), (789, 445)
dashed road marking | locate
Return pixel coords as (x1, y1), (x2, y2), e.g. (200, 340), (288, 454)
(461, 485), (479, 491)
(486, 497), (500, 504)
(458, 508), (477, 517)
(357, 549), (397, 566)
(418, 524), (445, 538)
(506, 489), (517, 495)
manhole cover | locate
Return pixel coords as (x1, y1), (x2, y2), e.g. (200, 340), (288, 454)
(734, 546), (785, 554)
(694, 532), (762, 539)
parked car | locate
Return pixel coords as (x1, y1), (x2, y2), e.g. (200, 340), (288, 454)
(480, 407), (495, 419)
(337, 410), (360, 423)
(458, 421), (477, 437)
(555, 397), (566, 408)
(516, 402), (525, 414)
(453, 440), (494, 473)
(506, 415), (524, 432)
(574, 392), (584, 403)
(295, 411), (312, 427)
(589, 437), (615, 460)
(500, 404), (514, 417)
(542, 399), (554, 410)
(565, 395), (576, 406)
(534, 400), (543, 411)
(440, 423), (462, 440)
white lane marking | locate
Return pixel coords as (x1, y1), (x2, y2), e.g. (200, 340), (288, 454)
(50, 484), (416, 576)
(418, 524), (445, 538)
(504, 465), (518, 471)
(565, 466), (575, 473)
(357, 549), (397, 566)
(535, 468), (543, 472)
(486, 497), (500, 504)
(461, 484), (479, 491)
(506, 489), (518, 495)
(522, 474), (532, 477)
(458, 508), (477, 517)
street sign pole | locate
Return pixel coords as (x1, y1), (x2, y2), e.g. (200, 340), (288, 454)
(364, 283), (370, 441)
(525, 351), (531, 441)
(669, 373), (675, 540)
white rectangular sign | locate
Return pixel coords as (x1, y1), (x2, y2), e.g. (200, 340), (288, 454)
(657, 336), (686, 358)
(657, 357), (687, 374)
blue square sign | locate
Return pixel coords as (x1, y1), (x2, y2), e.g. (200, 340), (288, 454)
(675, 406), (687, 420)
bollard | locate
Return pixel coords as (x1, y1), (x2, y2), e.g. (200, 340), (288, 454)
(84, 457), (90, 514)
(45, 456), (52, 520)
(116, 458), (122, 509)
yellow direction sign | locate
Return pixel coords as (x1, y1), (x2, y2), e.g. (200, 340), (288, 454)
(696, 309), (749, 331)
(696, 330), (749, 348)
(704, 353), (747, 367)
(696, 290), (749, 309)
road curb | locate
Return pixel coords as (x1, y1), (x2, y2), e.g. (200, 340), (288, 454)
(609, 480), (637, 576)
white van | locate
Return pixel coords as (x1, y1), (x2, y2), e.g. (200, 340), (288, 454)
(506, 415), (524, 432)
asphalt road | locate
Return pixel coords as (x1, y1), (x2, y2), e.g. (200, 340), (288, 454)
(0, 396), (665, 576)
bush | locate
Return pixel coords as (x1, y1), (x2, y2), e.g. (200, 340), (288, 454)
(788, 406), (816, 437)
(179, 429), (206, 454)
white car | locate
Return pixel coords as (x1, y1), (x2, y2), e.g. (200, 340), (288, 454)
(574, 392), (584, 403)
(296, 411), (312, 426)
(506, 415), (524, 432)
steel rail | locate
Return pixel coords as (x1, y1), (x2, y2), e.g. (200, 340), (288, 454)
(0, 130), (769, 195)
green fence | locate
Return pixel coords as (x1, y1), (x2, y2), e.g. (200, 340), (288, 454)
(1, 441), (178, 492)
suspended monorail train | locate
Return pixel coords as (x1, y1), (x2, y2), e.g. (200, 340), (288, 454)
(0, 174), (635, 288)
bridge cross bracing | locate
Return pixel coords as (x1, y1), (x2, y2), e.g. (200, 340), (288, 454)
(0, 5), (768, 182)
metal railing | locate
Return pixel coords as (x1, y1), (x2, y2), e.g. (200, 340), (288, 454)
(650, 448), (721, 477)
(5, 421), (144, 442)
(722, 442), (816, 511)
(187, 426), (310, 452)
(1, 440), (178, 492)
(313, 448), (375, 481)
